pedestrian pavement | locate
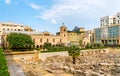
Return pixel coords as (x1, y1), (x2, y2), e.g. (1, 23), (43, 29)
(7, 60), (26, 76)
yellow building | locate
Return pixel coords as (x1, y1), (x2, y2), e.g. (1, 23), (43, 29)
(82, 30), (94, 46)
(0, 22), (33, 32)
(67, 29), (94, 47)
(31, 25), (67, 48)
(79, 27), (85, 32)
(67, 32), (84, 45)
(0, 22), (33, 47)
(1, 23), (68, 48)
(1, 22), (94, 48)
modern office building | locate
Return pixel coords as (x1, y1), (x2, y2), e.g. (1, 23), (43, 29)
(95, 12), (120, 46)
(100, 16), (116, 27)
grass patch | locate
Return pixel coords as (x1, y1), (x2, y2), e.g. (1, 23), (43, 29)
(0, 49), (10, 76)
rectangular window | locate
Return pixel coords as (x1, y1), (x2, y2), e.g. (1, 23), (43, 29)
(40, 39), (42, 43)
(60, 39), (62, 42)
(33, 39), (35, 42)
(47, 39), (49, 42)
(53, 39), (55, 43)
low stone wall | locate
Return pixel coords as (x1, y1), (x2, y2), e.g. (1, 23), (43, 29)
(5, 51), (68, 61)
(39, 51), (68, 60)
(5, 48), (110, 61)
(80, 48), (109, 56)
(5, 51), (35, 61)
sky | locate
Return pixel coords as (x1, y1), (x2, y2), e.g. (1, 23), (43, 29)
(1, 0), (120, 34)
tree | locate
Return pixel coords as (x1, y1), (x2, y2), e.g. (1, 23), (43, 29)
(56, 32), (60, 35)
(7, 33), (34, 51)
(43, 42), (52, 49)
(73, 26), (80, 33)
(68, 45), (81, 64)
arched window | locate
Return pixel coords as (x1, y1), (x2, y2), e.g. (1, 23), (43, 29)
(64, 29), (66, 32)
(37, 45), (39, 48)
(40, 45), (42, 49)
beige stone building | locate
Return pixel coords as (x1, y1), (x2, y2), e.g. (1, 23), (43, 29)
(82, 30), (94, 46)
(0, 22), (33, 32)
(79, 27), (85, 32)
(0, 22), (33, 47)
(66, 27), (94, 47)
(67, 29), (94, 47)
(1, 22), (94, 48)
(1, 23), (68, 48)
(31, 25), (67, 48)
(67, 32), (84, 45)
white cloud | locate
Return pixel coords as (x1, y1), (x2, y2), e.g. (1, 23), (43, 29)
(52, 19), (57, 24)
(28, 3), (41, 10)
(39, 0), (120, 27)
(5, 0), (11, 4)
(40, 0), (104, 23)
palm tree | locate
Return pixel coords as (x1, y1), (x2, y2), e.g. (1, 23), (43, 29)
(68, 45), (81, 64)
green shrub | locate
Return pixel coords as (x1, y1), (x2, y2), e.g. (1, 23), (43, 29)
(0, 49), (10, 76)
(41, 45), (69, 53)
(85, 43), (105, 49)
(68, 45), (81, 64)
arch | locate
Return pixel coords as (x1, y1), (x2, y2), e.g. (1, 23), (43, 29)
(36, 45), (39, 48)
(40, 45), (43, 49)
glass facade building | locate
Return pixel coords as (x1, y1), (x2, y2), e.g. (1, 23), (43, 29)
(94, 25), (120, 45)
(94, 28), (101, 43)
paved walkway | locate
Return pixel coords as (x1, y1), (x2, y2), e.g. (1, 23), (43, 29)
(7, 60), (26, 76)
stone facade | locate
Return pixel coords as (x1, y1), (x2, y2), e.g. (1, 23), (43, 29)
(82, 30), (94, 46)
(1, 22), (94, 48)
(67, 32), (83, 45)
(31, 25), (68, 47)
(2, 23), (68, 48)
(0, 22), (33, 47)
(67, 28), (94, 47)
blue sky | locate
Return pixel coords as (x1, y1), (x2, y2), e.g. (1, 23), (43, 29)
(1, 0), (120, 34)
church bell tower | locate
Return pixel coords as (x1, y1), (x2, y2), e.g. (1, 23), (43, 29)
(60, 23), (67, 45)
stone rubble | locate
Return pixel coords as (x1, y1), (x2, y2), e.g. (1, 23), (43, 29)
(20, 48), (120, 76)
